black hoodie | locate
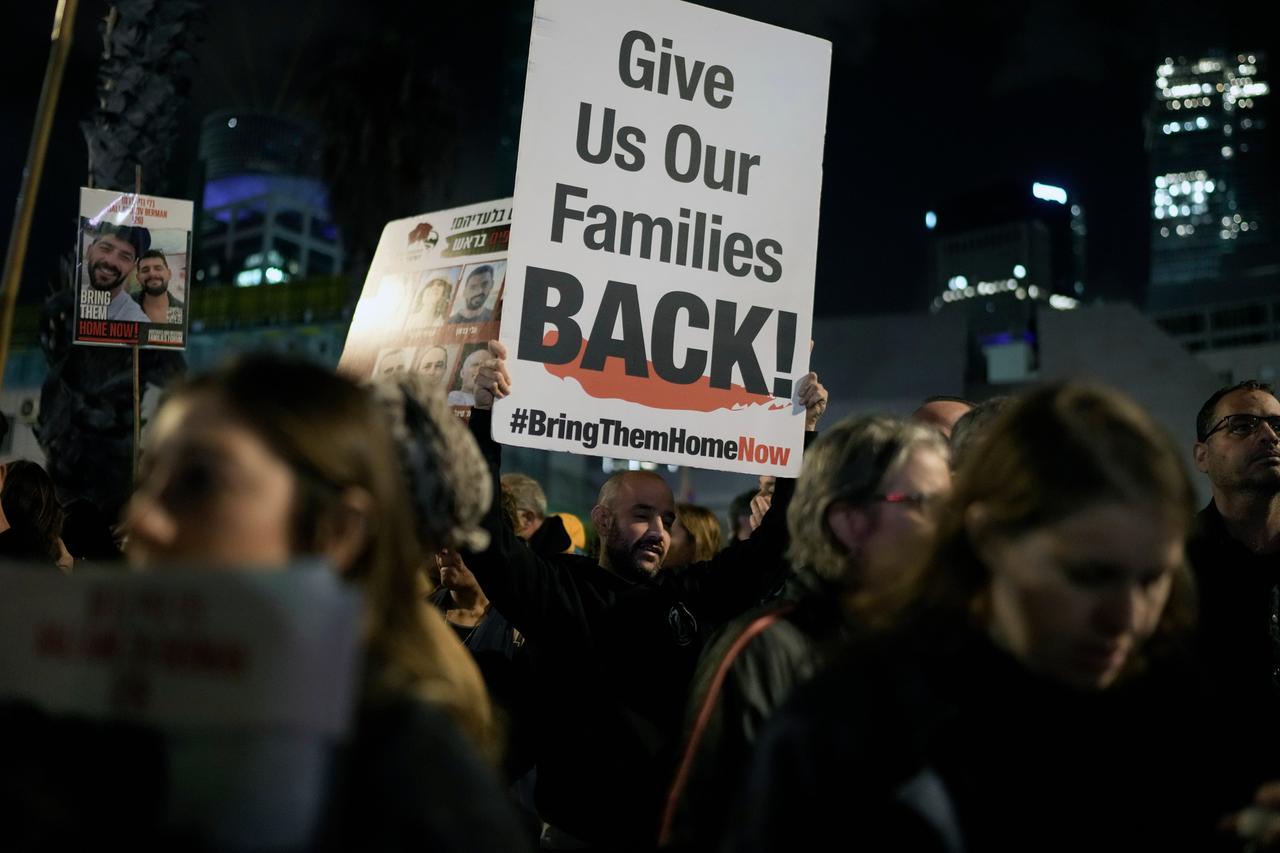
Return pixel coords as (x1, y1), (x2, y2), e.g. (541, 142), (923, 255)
(463, 409), (804, 849)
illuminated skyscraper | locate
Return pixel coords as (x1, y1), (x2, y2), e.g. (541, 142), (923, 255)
(1148, 52), (1278, 349)
(196, 112), (344, 288)
(925, 181), (1087, 384)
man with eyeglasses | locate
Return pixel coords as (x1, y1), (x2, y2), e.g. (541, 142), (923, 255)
(1188, 379), (1280, 790)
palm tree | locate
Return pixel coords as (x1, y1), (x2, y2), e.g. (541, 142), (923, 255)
(38, 0), (203, 525)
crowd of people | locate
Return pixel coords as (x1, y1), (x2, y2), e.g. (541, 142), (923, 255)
(2, 340), (1280, 852)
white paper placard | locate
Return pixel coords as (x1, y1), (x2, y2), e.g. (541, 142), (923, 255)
(495, 0), (831, 475)
(0, 563), (362, 735)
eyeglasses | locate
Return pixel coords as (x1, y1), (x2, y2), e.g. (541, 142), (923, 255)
(1202, 413), (1280, 441)
(869, 492), (942, 510)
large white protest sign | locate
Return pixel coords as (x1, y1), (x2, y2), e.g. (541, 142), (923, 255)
(494, 0), (830, 476)
(340, 198), (511, 417)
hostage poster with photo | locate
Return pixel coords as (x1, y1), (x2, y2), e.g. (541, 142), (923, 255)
(74, 188), (194, 349)
(493, 0), (831, 476)
(338, 198), (511, 416)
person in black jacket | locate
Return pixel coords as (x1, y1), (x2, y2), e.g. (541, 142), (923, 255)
(502, 472), (573, 556)
(660, 416), (950, 849)
(728, 381), (1258, 853)
(462, 339), (827, 850)
(1187, 380), (1280, 791)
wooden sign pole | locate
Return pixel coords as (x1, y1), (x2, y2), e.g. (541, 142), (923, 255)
(132, 164), (142, 483)
(0, 0), (81, 395)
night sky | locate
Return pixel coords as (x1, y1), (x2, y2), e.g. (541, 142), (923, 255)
(3, 0), (1273, 316)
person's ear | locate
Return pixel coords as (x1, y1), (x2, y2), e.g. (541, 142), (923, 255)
(826, 502), (871, 559)
(1192, 441), (1209, 474)
(318, 487), (374, 574)
(589, 503), (610, 537)
(516, 508), (538, 535)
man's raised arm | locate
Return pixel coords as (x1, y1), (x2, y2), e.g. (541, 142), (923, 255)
(459, 341), (615, 648)
(672, 370), (826, 626)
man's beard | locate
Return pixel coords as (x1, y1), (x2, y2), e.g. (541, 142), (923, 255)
(1220, 449), (1280, 494)
(603, 529), (662, 583)
(89, 261), (124, 292)
(141, 278), (168, 296)
(1233, 464), (1280, 494)
(467, 294), (486, 310)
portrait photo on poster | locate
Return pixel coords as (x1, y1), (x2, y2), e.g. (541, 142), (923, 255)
(372, 346), (415, 377)
(447, 261), (506, 326)
(449, 342), (491, 408)
(403, 267), (462, 332)
(413, 342), (461, 389)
